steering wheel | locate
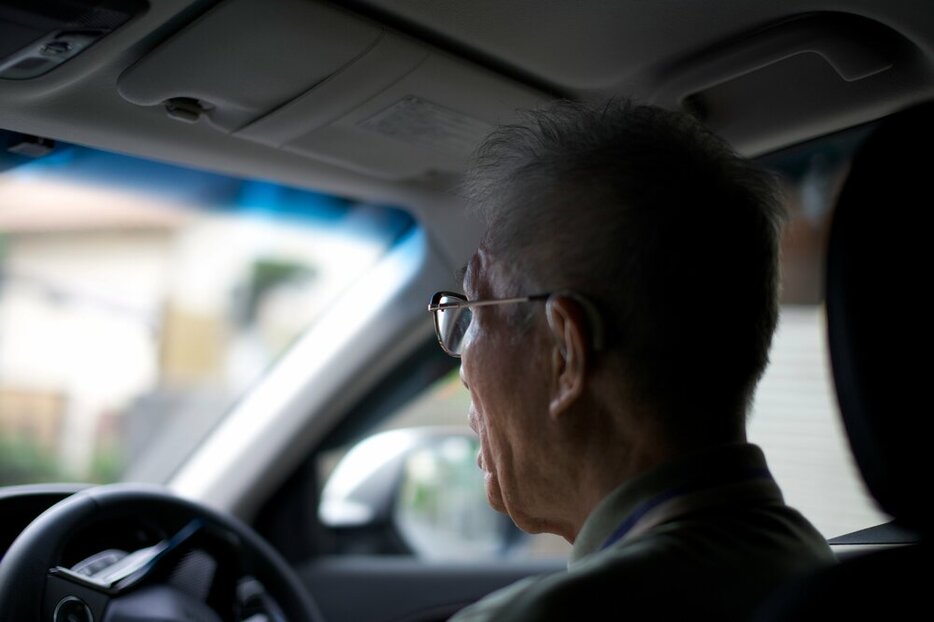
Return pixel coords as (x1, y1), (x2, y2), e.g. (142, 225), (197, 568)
(0, 484), (322, 621)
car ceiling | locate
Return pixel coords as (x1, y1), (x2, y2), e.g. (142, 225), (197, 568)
(1, 0), (933, 268)
(349, 0), (933, 92)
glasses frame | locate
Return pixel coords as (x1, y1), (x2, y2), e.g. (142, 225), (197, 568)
(427, 291), (551, 357)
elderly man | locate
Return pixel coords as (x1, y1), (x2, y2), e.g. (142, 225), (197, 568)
(428, 100), (833, 620)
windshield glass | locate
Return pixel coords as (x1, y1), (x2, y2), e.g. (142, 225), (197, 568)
(0, 133), (412, 486)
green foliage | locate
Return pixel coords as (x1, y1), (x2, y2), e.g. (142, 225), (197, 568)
(87, 442), (124, 484)
(0, 434), (66, 485)
(0, 434), (125, 485)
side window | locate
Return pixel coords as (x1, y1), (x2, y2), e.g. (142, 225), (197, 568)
(316, 126), (887, 563)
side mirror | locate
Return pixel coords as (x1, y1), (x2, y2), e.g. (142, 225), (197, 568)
(319, 427), (524, 559)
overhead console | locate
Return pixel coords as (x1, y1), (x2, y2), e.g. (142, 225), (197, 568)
(0, 0), (146, 80)
(117, 0), (545, 180)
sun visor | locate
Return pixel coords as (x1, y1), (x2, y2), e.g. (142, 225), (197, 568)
(118, 0), (382, 131)
(118, 0), (545, 180)
(234, 48), (545, 180)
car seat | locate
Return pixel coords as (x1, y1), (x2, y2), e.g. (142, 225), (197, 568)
(754, 100), (932, 619)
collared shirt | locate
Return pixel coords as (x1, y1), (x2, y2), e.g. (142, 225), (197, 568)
(450, 443), (834, 621)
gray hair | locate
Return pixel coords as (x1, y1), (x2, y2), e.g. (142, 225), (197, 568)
(463, 99), (785, 435)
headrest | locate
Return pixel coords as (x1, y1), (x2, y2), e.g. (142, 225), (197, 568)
(826, 101), (932, 533)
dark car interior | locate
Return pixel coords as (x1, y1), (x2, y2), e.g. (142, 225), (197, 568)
(1, 1), (933, 621)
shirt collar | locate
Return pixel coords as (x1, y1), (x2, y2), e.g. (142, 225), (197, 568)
(570, 442), (780, 566)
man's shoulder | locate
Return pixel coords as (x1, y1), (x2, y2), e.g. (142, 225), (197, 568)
(448, 549), (675, 622)
(449, 506), (834, 622)
(450, 444), (835, 621)
(449, 539), (684, 622)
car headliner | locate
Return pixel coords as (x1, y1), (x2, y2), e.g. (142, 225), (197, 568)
(2, 0), (933, 270)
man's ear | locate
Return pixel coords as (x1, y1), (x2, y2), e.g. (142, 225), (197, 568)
(545, 295), (589, 420)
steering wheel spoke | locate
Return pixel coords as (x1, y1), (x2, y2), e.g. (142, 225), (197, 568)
(0, 484), (320, 621)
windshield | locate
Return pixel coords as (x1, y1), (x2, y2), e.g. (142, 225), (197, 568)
(0, 132), (413, 486)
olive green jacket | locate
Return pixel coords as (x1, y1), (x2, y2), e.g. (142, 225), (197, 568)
(450, 443), (834, 621)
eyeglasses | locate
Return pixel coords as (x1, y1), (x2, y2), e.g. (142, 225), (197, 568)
(427, 291), (550, 357)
